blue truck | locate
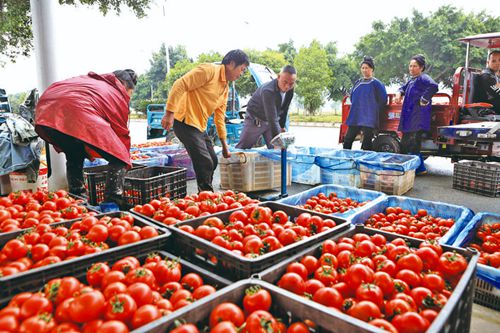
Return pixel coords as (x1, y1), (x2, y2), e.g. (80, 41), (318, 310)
(146, 63), (277, 143)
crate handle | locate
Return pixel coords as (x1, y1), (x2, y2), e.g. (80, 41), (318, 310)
(224, 152), (248, 165)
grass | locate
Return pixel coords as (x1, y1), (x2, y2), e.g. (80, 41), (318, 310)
(289, 113), (342, 123)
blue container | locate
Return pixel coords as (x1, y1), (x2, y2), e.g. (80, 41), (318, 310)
(349, 195), (474, 245)
(316, 149), (377, 187)
(278, 184), (386, 219)
(453, 212), (500, 289)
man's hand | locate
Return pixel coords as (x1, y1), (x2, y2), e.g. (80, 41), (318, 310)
(281, 127), (286, 133)
(161, 111), (175, 130)
(221, 140), (231, 158)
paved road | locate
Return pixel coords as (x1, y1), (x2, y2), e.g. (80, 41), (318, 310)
(129, 120), (499, 214)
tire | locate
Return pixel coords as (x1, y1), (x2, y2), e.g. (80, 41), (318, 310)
(373, 135), (401, 153)
(147, 128), (165, 140)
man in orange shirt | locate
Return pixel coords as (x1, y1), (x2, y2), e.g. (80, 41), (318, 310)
(161, 50), (249, 191)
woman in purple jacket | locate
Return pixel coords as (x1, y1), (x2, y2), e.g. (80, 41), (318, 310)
(394, 55), (438, 174)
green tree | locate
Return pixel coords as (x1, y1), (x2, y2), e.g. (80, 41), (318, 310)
(168, 45), (189, 69)
(235, 49), (287, 98)
(278, 39), (297, 64)
(7, 92), (27, 113)
(354, 6), (500, 87)
(0, 0), (153, 64)
(294, 40), (331, 115)
(324, 42), (359, 101)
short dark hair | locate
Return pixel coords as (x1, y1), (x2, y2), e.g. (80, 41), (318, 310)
(113, 69), (137, 90)
(221, 49), (249, 67)
(411, 54), (426, 71)
(488, 50), (500, 59)
(281, 65), (297, 75)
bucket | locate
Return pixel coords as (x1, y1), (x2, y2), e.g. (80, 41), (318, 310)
(9, 167), (48, 192)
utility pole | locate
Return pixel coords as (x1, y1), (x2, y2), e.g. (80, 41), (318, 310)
(163, 0), (170, 74)
(30, 0), (67, 191)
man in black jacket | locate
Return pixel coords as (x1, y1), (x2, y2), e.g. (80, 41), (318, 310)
(476, 50), (500, 115)
(236, 65), (296, 148)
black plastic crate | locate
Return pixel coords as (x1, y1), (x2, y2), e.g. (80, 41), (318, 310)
(168, 202), (349, 281)
(122, 166), (187, 208)
(83, 163), (146, 205)
(137, 278), (411, 333)
(258, 224), (479, 333)
(0, 250), (231, 308)
(453, 161), (500, 197)
(0, 211), (171, 298)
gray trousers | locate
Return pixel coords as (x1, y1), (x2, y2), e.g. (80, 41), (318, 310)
(235, 117), (274, 149)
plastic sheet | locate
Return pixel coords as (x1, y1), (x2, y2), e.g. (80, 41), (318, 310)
(167, 149), (195, 180)
(278, 184), (387, 218)
(452, 212), (500, 288)
(315, 150), (376, 187)
(357, 152), (420, 173)
(349, 195), (474, 245)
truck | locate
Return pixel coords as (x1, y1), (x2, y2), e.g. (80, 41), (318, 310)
(339, 32), (500, 161)
(146, 63), (277, 143)
(0, 89), (11, 112)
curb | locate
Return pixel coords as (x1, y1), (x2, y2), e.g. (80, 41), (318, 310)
(290, 122), (341, 128)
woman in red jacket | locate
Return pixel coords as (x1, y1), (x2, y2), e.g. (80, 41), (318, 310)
(35, 69), (137, 207)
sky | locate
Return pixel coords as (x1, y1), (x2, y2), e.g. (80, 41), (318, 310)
(0, 0), (498, 94)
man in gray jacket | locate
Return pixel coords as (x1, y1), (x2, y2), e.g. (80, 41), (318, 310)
(236, 65), (296, 148)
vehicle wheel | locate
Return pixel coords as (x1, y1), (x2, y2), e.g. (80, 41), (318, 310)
(147, 128), (165, 140)
(373, 135), (401, 153)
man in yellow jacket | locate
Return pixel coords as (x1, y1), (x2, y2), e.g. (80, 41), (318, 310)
(161, 50), (249, 192)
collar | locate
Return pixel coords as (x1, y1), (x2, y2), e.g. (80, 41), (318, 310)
(219, 64), (227, 83)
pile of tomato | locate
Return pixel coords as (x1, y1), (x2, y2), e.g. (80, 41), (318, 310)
(298, 191), (369, 215)
(130, 152), (156, 161)
(133, 190), (259, 225)
(0, 253), (219, 333)
(276, 233), (468, 333)
(170, 285), (315, 333)
(0, 190), (90, 233)
(364, 207), (455, 240)
(0, 214), (160, 277)
(468, 222), (500, 268)
(179, 205), (338, 257)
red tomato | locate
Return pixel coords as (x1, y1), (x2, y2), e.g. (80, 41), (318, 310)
(392, 312), (430, 333)
(209, 303), (245, 328)
(69, 290), (106, 323)
(242, 286), (272, 313)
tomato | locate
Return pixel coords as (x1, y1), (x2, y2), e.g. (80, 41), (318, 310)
(20, 294), (53, 319)
(192, 285), (216, 300)
(396, 269), (422, 289)
(139, 226), (159, 239)
(170, 324), (199, 333)
(95, 320), (129, 333)
(396, 253), (423, 273)
(312, 287), (344, 309)
(131, 304), (161, 329)
(286, 322), (310, 333)
(211, 321), (238, 333)
(118, 230), (141, 245)
(384, 298), (413, 318)
(300, 255), (319, 276)
(245, 310), (279, 333)
(368, 319), (398, 333)
(354, 240), (377, 258)
(19, 314), (56, 333)
(2, 239), (28, 260)
(127, 282), (153, 307)
(392, 312), (430, 333)
(415, 246), (439, 271)
(69, 290), (106, 323)
(437, 252), (468, 277)
(286, 262), (309, 280)
(180, 273), (204, 291)
(345, 264), (374, 290)
(355, 283), (384, 308)
(209, 303), (245, 328)
(242, 286), (272, 313)
(272, 210), (288, 224)
(420, 309), (439, 323)
(347, 300), (382, 322)
(314, 265), (338, 287)
(0, 314), (19, 332)
(421, 273), (445, 293)
(104, 293), (137, 321)
(278, 273), (306, 295)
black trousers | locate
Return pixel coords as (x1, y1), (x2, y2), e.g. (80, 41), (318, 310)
(343, 126), (375, 150)
(173, 120), (217, 192)
(400, 130), (424, 154)
(40, 126), (127, 199)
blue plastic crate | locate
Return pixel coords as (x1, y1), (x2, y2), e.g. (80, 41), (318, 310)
(316, 149), (377, 187)
(277, 184), (386, 219)
(349, 195), (474, 245)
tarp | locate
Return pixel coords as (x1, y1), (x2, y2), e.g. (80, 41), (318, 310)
(453, 212), (500, 288)
(357, 152), (420, 173)
(278, 184), (386, 219)
(349, 195), (474, 245)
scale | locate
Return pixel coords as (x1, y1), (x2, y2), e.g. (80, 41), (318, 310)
(253, 132), (296, 201)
